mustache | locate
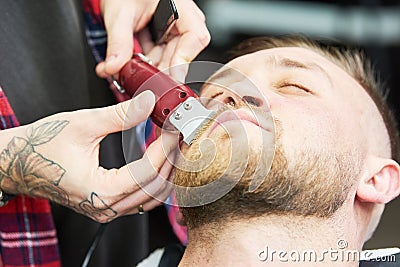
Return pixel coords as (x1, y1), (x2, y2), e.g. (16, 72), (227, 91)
(190, 105), (231, 143)
(193, 102), (273, 142)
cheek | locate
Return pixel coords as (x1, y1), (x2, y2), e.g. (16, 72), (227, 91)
(274, 100), (350, 159)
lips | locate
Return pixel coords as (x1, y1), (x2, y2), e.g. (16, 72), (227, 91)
(208, 108), (269, 135)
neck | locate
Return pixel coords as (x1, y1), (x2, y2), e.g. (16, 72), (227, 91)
(179, 213), (364, 267)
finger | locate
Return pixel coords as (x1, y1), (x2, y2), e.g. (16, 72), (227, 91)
(167, 0), (211, 81)
(136, 158), (174, 202)
(157, 37), (180, 72)
(124, 183), (174, 215)
(95, 62), (108, 78)
(91, 90), (156, 135)
(116, 132), (179, 190)
(112, 153), (176, 216)
(137, 28), (155, 54)
(102, 8), (135, 75)
(132, 154), (175, 203)
(145, 45), (165, 67)
(93, 134), (177, 219)
(169, 30), (210, 82)
(127, 198), (163, 215)
(112, 157), (175, 215)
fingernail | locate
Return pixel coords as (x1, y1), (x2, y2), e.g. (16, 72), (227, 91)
(135, 90), (155, 111)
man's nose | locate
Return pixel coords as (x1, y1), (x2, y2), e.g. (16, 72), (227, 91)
(218, 89), (270, 111)
(218, 92), (257, 106)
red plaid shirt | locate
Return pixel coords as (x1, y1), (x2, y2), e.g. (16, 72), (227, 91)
(0, 88), (60, 267)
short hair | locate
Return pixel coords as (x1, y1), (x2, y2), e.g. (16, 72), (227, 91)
(228, 35), (399, 162)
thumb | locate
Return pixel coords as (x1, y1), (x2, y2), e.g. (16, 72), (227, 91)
(94, 90), (156, 135)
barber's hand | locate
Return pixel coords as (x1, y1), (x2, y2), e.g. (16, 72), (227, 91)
(96, 0), (210, 82)
(0, 91), (178, 223)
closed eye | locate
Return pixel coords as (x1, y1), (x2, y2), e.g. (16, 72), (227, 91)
(276, 81), (314, 95)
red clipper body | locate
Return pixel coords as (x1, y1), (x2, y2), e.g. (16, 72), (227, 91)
(118, 54), (197, 129)
(118, 54), (214, 144)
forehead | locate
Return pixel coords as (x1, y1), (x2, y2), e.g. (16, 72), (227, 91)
(229, 46), (333, 68)
(226, 47), (345, 83)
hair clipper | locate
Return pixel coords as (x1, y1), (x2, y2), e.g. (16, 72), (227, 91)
(117, 54), (214, 145)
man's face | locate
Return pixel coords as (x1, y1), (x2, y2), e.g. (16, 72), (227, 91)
(174, 47), (372, 217)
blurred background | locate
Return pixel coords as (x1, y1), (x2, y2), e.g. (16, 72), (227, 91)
(193, 0), (400, 249)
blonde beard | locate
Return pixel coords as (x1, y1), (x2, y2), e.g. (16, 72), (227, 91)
(173, 119), (360, 230)
(173, 111), (275, 207)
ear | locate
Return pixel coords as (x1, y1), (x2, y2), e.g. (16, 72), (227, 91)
(357, 157), (400, 204)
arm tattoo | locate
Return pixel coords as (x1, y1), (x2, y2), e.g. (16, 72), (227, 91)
(79, 192), (117, 221)
(0, 120), (118, 220)
(0, 120), (69, 205)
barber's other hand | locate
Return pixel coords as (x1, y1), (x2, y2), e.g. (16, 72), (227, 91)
(96, 0), (210, 82)
(0, 91), (178, 222)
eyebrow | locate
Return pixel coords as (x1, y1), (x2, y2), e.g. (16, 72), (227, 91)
(205, 68), (238, 85)
(273, 57), (333, 86)
(202, 56), (333, 93)
(199, 68), (240, 96)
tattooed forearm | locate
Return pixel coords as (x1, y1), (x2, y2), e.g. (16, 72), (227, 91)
(0, 120), (119, 221)
(0, 120), (69, 205)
